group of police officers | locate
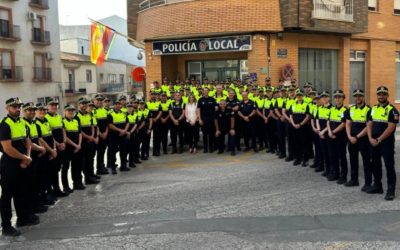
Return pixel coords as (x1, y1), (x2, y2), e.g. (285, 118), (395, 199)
(0, 76), (398, 237)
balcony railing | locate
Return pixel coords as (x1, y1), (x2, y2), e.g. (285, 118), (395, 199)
(31, 28), (51, 45)
(29, 0), (49, 9)
(33, 67), (52, 81)
(0, 23), (21, 41)
(312, 0), (353, 22)
(0, 66), (23, 82)
(139, 0), (193, 11)
(100, 83), (125, 93)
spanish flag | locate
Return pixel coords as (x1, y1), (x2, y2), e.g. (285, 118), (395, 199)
(90, 23), (115, 65)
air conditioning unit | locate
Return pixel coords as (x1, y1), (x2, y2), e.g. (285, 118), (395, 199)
(27, 12), (37, 21)
(46, 52), (53, 60)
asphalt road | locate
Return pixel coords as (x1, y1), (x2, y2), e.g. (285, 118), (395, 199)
(1, 139), (400, 249)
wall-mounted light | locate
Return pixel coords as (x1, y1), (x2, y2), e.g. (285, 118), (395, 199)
(277, 32), (283, 40)
(137, 50), (144, 60)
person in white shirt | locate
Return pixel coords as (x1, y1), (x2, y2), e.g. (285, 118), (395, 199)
(185, 94), (199, 153)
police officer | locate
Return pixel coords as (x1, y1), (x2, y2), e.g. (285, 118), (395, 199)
(310, 91), (323, 170)
(62, 104), (84, 191)
(344, 89), (372, 191)
(197, 88), (218, 153)
(274, 87), (287, 158)
(290, 90), (310, 166)
(254, 89), (266, 150)
(265, 87), (277, 154)
(238, 91), (257, 152)
(316, 91), (332, 177)
(93, 94), (109, 175)
(0, 98), (36, 236)
(159, 93), (171, 154)
(147, 91), (162, 156)
(22, 102), (47, 214)
(127, 102), (138, 168)
(367, 86), (399, 200)
(169, 92), (186, 154)
(76, 97), (99, 184)
(327, 90), (348, 183)
(215, 100), (236, 156)
(283, 86), (296, 161)
(226, 89), (241, 151)
(107, 98), (130, 174)
(45, 98), (69, 198)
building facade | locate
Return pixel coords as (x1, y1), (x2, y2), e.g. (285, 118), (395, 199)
(61, 52), (138, 106)
(128, 0), (400, 106)
(0, 0), (62, 116)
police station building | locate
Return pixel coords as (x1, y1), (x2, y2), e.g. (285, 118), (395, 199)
(128, 0), (400, 105)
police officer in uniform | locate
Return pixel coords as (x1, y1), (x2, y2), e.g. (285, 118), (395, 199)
(327, 90), (348, 184)
(147, 92), (162, 156)
(45, 98), (69, 197)
(197, 88), (218, 153)
(107, 98), (130, 174)
(159, 93), (171, 154)
(126, 102), (138, 168)
(310, 91), (323, 170)
(274, 87), (287, 158)
(0, 98), (35, 236)
(169, 92), (186, 154)
(93, 94), (109, 175)
(22, 102), (47, 214)
(367, 86), (399, 200)
(316, 91), (332, 177)
(289, 90), (310, 166)
(226, 89), (241, 151)
(238, 91), (257, 152)
(76, 98), (99, 184)
(344, 89), (372, 191)
(215, 100), (236, 156)
(283, 87), (296, 161)
(62, 104), (84, 191)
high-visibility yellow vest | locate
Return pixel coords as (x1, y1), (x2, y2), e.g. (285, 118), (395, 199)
(371, 104), (395, 123)
(3, 117), (27, 141)
(63, 118), (80, 132)
(329, 105), (347, 122)
(45, 113), (63, 131)
(23, 118), (38, 139)
(109, 111), (126, 125)
(76, 112), (92, 128)
(349, 105), (370, 123)
(291, 101), (308, 114)
(35, 119), (52, 138)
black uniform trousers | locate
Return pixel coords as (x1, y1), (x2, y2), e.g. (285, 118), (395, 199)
(28, 157), (41, 209)
(266, 119), (277, 152)
(328, 132), (348, 179)
(0, 156), (28, 227)
(201, 117), (215, 152)
(234, 116), (242, 150)
(293, 125), (309, 163)
(171, 121), (185, 149)
(255, 116), (265, 148)
(128, 132), (138, 167)
(82, 140), (96, 179)
(241, 119), (256, 149)
(216, 130), (235, 152)
(371, 136), (396, 191)
(320, 137), (331, 175)
(348, 136), (372, 186)
(276, 119), (287, 156)
(142, 127), (151, 158)
(160, 121), (170, 153)
(96, 137), (108, 169)
(63, 147), (83, 188)
(152, 121), (161, 155)
(108, 135), (128, 170)
(51, 150), (64, 192)
(312, 130), (323, 168)
(185, 122), (199, 149)
(286, 121), (295, 159)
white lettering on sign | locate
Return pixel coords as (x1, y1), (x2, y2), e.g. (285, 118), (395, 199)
(163, 42), (198, 53)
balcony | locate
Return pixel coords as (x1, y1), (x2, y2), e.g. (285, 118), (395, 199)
(100, 83), (125, 93)
(29, 0), (49, 10)
(0, 24), (21, 41)
(31, 28), (51, 45)
(312, 0), (353, 22)
(139, 0), (193, 11)
(65, 88), (87, 97)
(33, 67), (52, 82)
(0, 66), (23, 82)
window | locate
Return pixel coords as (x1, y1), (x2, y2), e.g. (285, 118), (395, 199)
(37, 96), (59, 104)
(108, 73), (117, 83)
(0, 8), (10, 38)
(396, 52), (400, 101)
(350, 51), (367, 103)
(395, 0), (400, 14)
(81, 46), (84, 55)
(99, 73), (104, 83)
(119, 74), (124, 84)
(86, 69), (92, 82)
(368, 0), (378, 11)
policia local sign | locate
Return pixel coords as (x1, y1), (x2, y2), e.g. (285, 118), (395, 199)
(152, 35), (252, 55)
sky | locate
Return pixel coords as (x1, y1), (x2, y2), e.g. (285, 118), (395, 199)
(58, 0), (127, 25)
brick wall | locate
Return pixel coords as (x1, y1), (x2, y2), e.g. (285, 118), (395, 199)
(135, 0), (283, 42)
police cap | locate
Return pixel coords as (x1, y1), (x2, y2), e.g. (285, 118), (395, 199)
(78, 97), (90, 104)
(47, 97), (59, 105)
(64, 104), (76, 111)
(94, 94), (105, 100)
(22, 102), (37, 111)
(35, 103), (47, 110)
(5, 97), (22, 107)
(352, 89), (365, 96)
(319, 91), (330, 97)
(376, 86), (389, 94)
(333, 89), (345, 98)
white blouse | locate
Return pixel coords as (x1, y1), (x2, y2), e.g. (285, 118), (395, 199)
(185, 102), (198, 123)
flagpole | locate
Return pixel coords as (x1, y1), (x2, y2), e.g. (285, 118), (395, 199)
(88, 17), (145, 49)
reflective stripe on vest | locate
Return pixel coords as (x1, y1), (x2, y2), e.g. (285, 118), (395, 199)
(77, 112), (92, 128)
(329, 106), (347, 122)
(160, 101), (171, 112)
(63, 118), (80, 132)
(255, 98), (264, 109)
(291, 101), (308, 114)
(127, 113), (137, 124)
(45, 113), (63, 130)
(349, 105), (370, 123)
(3, 117), (27, 141)
(23, 119), (39, 139)
(110, 111), (126, 124)
(371, 104), (394, 123)
(276, 98), (284, 109)
(94, 107), (108, 120)
(318, 106), (331, 120)
(35, 119), (52, 138)
(146, 101), (160, 111)
(285, 98), (296, 110)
